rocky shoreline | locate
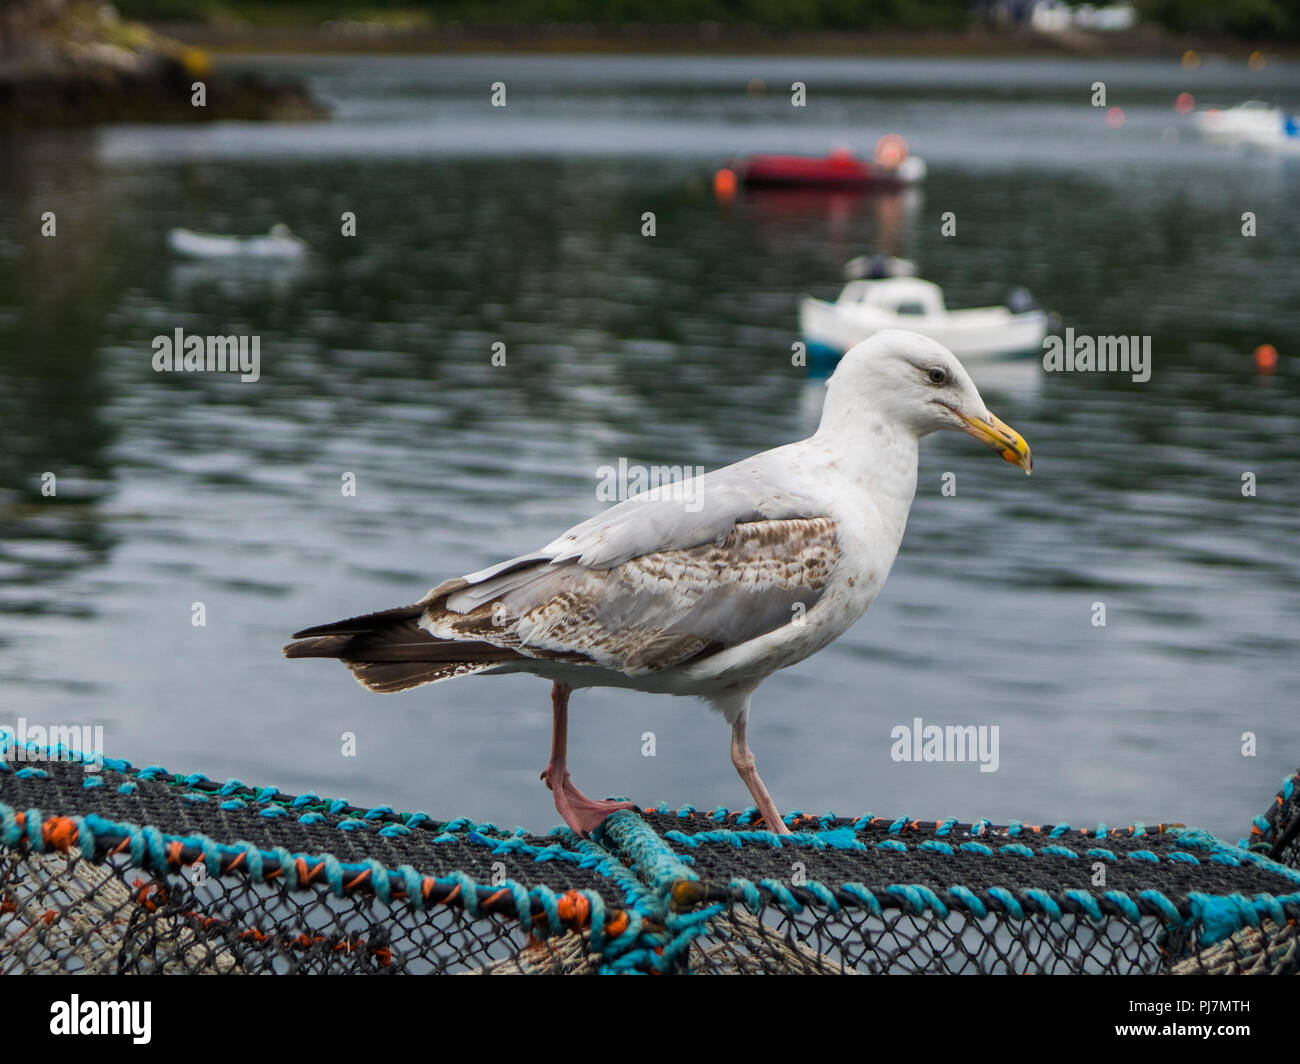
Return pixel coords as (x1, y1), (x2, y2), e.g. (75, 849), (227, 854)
(0, 1), (328, 127)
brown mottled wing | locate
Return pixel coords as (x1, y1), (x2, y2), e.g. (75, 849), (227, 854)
(422, 517), (839, 675)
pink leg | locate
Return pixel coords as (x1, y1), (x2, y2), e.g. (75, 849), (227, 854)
(731, 710), (790, 835)
(540, 681), (636, 835)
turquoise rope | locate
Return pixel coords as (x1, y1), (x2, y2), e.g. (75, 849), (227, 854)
(6, 740), (1300, 972)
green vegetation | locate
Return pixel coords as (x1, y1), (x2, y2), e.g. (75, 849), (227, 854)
(112, 0), (973, 31)
(112, 0), (1300, 38)
(1135, 0), (1300, 38)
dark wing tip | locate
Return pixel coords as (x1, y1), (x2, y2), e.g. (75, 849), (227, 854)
(283, 635), (351, 658)
(289, 602), (426, 641)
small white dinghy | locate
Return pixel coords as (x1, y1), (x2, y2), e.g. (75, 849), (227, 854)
(1196, 101), (1300, 152)
(167, 224), (308, 259)
(800, 276), (1048, 364)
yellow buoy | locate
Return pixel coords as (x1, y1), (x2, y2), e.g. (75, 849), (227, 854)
(180, 47), (212, 78)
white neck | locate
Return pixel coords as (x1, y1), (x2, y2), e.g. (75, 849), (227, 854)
(808, 393), (920, 536)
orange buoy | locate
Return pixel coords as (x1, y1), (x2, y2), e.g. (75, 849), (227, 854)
(713, 167), (737, 200)
(1254, 344), (1278, 373)
(874, 134), (908, 170)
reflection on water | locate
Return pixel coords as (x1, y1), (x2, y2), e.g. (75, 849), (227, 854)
(0, 56), (1297, 838)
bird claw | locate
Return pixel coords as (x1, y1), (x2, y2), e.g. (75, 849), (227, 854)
(542, 771), (636, 835)
(555, 793), (638, 837)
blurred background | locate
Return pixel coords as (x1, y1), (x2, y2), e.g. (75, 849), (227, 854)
(1, 0), (1298, 839)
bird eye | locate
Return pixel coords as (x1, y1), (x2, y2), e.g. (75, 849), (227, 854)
(927, 367), (948, 385)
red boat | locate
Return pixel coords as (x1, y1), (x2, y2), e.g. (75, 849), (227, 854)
(717, 139), (925, 194)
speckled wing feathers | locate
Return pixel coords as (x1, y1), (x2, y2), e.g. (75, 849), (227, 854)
(422, 517), (839, 675)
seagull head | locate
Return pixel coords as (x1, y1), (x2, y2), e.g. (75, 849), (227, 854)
(824, 330), (1032, 474)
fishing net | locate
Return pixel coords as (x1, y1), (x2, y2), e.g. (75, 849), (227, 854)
(1243, 768), (1300, 870)
(2, 737), (1298, 975)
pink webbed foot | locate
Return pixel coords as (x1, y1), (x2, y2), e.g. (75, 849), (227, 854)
(540, 763), (636, 835)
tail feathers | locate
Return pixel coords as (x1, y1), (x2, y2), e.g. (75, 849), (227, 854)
(284, 605), (524, 693)
(345, 655), (514, 693)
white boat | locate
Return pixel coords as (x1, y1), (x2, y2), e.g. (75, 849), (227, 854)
(168, 224), (308, 259)
(1196, 101), (1300, 152)
(799, 277), (1048, 363)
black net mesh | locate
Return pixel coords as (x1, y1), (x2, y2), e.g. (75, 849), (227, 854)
(682, 903), (1170, 975)
(0, 848), (593, 975)
(3, 745), (1298, 975)
(1243, 768), (1300, 871)
(646, 809), (1299, 975)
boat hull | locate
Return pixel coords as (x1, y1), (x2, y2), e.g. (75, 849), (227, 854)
(1196, 104), (1300, 153)
(168, 228), (306, 259)
(799, 296), (1048, 363)
(737, 153), (913, 190)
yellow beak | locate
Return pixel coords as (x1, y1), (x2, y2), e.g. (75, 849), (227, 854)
(956, 409), (1033, 474)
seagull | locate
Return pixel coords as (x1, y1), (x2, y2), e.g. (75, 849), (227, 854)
(284, 330), (1031, 836)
